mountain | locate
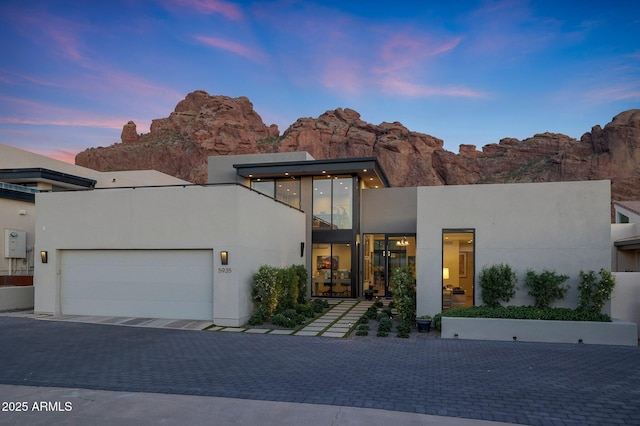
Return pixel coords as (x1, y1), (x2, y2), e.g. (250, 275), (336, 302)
(76, 90), (640, 205)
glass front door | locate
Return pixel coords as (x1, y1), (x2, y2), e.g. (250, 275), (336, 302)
(363, 234), (416, 298)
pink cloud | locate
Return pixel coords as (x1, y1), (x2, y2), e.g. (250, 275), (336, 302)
(379, 78), (486, 99)
(0, 96), (130, 129)
(194, 35), (266, 62)
(26, 148), (77, 164)
(165, 0), (243, 20)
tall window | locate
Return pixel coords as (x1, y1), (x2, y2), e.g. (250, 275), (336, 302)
(251, 178), (300, 209)
(313, 176), (353, 230)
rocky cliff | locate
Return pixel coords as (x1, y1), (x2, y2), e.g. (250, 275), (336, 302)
(76, 90), (640, 204)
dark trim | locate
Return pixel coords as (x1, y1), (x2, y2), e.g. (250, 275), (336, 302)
(0, 168), (96, 189)
(234, 157), (391, 188)
(615, 236), (640, 251)
(0, 188), (35, 202)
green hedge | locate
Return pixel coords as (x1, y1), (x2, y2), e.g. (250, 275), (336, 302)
(440, 305), (611, 323)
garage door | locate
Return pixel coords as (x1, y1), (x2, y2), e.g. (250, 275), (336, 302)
(61, 250), (213, 320)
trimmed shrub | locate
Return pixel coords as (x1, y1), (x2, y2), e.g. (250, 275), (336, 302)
(295, 303), (315, 318)
(271, 313), (296, 328)
(396, 323), (411, 338)
(247, 315), (264, 326)
(252, 265), (280, 320)
(379, 317), (393, 332)
(292, 264), (309, 305)
(578, 269), (616, 314)
(524, 269), (569, 309)
(440, 305), (611, 322)
(391, 266), (416, 326)
(479, 263), (517, 308)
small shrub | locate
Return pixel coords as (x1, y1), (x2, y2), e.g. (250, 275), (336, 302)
(376, 311), (388, 321)
(376, 330), (389, 337)
(356, 327), (369, 336)
(365, 307), (378, 319)
(479, 263), (517, 308)
(388, 301), (395, 309)
(358, 315), (369, 324)
(396, 323), (411, 338)
(578, 269), (616, 314)
(295, 303), (315, 318)
(271, 313), (296, 328)
(247, 315), (264, 326)
(433, 313), (442, 331)
(357, 324), (370, 331)
(379, 317), (393, 332)
(374, 300), (383, 308)
(524, 269), (569, 309)
(312, 299), (325, 313)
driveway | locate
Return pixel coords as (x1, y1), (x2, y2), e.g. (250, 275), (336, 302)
(0, 316), (639, 425)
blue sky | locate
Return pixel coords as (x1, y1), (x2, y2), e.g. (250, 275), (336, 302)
(1, 0), (638, 163)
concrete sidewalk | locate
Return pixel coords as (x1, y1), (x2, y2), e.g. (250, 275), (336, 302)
(0, 384), (513, 426)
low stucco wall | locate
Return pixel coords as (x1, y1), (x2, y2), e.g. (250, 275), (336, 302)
(0, 286), (34, 311)
(612, 272), (640, 331)
(441, 317), (638, 346)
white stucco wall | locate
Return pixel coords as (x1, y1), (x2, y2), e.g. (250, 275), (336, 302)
(416, 180), (611, 317)
(34, 184), (305, 326)
(612, 272), (640, 332)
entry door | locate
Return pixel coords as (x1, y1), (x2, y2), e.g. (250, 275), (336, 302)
(363, 234), (416, 297)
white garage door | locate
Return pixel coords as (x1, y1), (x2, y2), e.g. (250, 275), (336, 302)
(61, 250), (213, 320)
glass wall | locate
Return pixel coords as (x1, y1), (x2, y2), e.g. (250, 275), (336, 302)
(363, 234), (416, 298)
(442, 230), (475, 310)
(311, 243), (352, 297)
(251, 178), (300, 209)
(312, 176), (353, 230)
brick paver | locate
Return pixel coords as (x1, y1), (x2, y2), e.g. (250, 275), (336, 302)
(0, 316), (638, 425)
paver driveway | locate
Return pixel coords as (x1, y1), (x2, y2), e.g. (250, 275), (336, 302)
(0, 316), (638, 425)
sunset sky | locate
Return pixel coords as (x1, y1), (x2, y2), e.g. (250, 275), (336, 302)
(1, 0), (638, 163)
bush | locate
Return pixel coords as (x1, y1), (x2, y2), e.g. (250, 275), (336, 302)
(252, 265), (280, 320)
(374, 300), (383, 308)
(396, 322), (411, 338)
(523, 269), (569, 309)
(376, 311), (390, 321)
(247, 315), (264, 326)
(271, 313), (296, 328)
(278, 267), (299, 311)
(440, 305), (611, 322)
(358, 315), (369, 324)
(292, 265), (309, 305)
(378, 317), (393, 332)
(479, 263), (517, 308)
(391, 266), (416, 326)
(295, 303), (315, 318)
(365, 306), (378, 319)
(432, 313), (442, 331)
(578, 269), (616, 314)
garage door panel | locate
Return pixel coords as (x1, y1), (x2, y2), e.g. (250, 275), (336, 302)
(62, 250), (213, 320)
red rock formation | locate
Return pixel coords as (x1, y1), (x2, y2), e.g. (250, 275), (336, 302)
(75, 91), (640, 208)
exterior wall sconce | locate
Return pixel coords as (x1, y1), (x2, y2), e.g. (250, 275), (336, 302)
(40, 251), (48, 264)
(300, 242), (305, 258)
(443, 267), (449, 280)
(220, 251), (229, 265)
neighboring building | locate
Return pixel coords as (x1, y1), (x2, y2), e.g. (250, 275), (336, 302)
(30, 150), (617, 327)
(0, 144), (190, 311)
(612, 201), (640, 272)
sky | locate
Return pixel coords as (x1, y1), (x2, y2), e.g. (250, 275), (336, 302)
(0, 0), (639, 163)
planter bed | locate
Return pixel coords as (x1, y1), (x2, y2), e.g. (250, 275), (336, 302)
(441, 316), (638, 346)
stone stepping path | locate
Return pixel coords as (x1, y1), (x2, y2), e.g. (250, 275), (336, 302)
(215, 300), (375, 338)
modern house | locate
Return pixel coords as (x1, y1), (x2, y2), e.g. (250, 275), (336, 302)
(33, 151), (615, 327)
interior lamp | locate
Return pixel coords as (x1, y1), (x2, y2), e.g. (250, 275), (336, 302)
(443, 267), (449, 280)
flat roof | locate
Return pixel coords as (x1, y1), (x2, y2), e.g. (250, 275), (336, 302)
(233, 157), (391, 188)
(0, 168), (97, 190)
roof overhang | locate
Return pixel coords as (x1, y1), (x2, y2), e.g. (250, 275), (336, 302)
(233, 157), (391, 188)
(614, 235), (640, 251)
(0, 168), (96, 190)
